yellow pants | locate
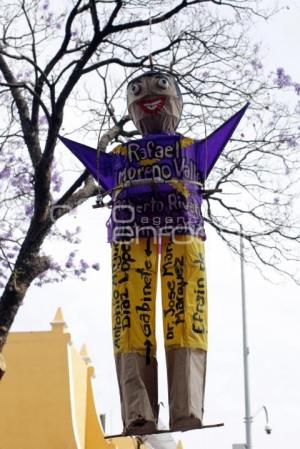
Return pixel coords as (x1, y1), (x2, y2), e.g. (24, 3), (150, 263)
(111, 235), (207, 357)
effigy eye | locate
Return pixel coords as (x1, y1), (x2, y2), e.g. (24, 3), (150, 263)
(129, 83), (141, 95)
(157, 77), (170, 89)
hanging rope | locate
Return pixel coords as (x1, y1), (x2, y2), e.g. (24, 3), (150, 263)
(95, 110), (107, 205)
(148, 6), (154, 69)
(176, 74), (209, 187)
(199, 101), (209, 187)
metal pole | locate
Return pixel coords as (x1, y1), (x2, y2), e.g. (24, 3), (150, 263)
(240, 226), (252, 449)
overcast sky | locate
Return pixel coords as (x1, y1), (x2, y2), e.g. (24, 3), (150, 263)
(11, 1), (300, 449)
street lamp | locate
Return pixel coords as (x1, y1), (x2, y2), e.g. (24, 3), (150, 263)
(239, 226), (252, 449)
(233, 406), (272, 449)
(252, 405), (272, 435)
(233, 228), (271, 449)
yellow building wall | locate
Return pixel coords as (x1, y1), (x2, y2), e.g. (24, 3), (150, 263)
(0, 311), (142, 449)
(69, 344), (89, 448)
(0, 330), (82, 449)
(85, 366), (114, 449)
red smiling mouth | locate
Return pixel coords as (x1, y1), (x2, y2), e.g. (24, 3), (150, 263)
(137, 96), (166, 113)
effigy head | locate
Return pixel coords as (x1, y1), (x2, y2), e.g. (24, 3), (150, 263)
(127, 70), (183, 136)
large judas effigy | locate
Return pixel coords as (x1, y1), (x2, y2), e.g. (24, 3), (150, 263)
(61, 70), (248, 435)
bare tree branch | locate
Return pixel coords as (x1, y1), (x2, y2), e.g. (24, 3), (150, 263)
(0, 53), (42, 167)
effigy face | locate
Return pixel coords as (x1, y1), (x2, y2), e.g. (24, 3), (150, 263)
(127, 71), (183, 135)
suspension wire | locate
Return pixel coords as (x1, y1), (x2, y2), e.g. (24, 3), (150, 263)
(177, 73), (209, 186)
(199, 100), (209, 187)
(148, 5), (154, 69)
(94, 125), (105, 205)
(96, 145), (102, 201)
(96, 68), (111, 201)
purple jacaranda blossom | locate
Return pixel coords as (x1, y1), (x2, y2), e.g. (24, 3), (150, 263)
(0, 166), (11, 179)
(37, 272), (47, 281)
(288, 136), (297, 148)
(273, 197), (280, 204)
(92, 263), (100, 271)
(295, 102), (300, 114)
(294, 83), (300, 95)
(253, 43), (259, 54)
(49, 261), (60, 271)
(279, 132), (297, 148)
(276, 67), (292, 88)
(66, 251), (76, 267)
(80, 259), (89, 271)
(24, 69), (33, 78)
(46, 12), (53, 22)
(18, 173), (32, 193)
(25, 204), (34, 217)
(251, 59), (263, 71)
(62, 227), (81, 244)
(64, 230), (72, 242)
(51, 170), (63, 193)
(39, 115), (48, 125)
(277, 67), (284, 77)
